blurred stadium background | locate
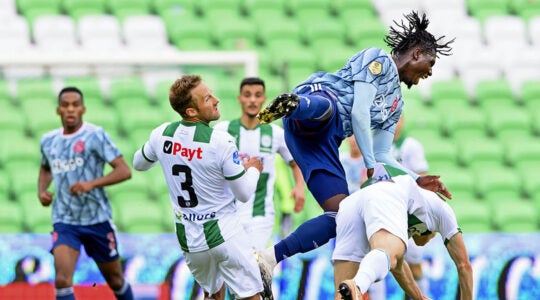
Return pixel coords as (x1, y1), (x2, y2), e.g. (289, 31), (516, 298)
(0, 0), (540, 299)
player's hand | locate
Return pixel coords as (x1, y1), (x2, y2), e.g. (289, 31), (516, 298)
(416, 175), (452, 200)
(366, 168), (374, 178)
(39, 191), (53, 206)
(290, 186), (305, 213)
(244, 157), (263, 173)
(70, 181), (95, 195)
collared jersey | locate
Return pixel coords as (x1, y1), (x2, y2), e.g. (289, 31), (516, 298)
(140, 121), (247, 253)
(293, 47), (403, 138)
(40, 122), (121, 226)
(213, 119), (293, 218)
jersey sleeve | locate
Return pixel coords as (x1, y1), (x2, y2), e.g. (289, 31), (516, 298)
(219, 133), (246, 180)
(435, 201), (461, 244)
(94, 129), (122, 163)
(140, 124), (167, 163)
(40, 140), (49, 168)
(274, 125), (294, 163)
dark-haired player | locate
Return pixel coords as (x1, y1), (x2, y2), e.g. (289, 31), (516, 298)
(255, 11), (454, 296)
(38, 87), (134, 300)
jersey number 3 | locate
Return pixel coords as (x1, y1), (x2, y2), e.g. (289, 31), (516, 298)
(172, 164), (199, 207)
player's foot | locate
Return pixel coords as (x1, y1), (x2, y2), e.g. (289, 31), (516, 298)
(257, 93), (300, 124)
(338, 280), (367, 300)
(254, 249), (275, 300)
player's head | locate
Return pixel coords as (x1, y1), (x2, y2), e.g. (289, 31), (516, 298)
(57, 87), (85, 132)
(385, 11), (454, 88)
(238, 77), (266, 118)
(169, 75), (220, 123)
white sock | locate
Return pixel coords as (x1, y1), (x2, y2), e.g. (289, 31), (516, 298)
(367, 280), (386, 300)
(354, 249), (390, 293)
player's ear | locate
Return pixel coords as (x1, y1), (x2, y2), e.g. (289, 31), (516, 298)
(185, 107), (197, 117)
(56, 106), (61, 116)
(412, 48), (422, 60)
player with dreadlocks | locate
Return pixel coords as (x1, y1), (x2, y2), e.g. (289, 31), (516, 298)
(254, 11), (454, 299)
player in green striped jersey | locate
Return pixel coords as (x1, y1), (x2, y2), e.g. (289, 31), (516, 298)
(133, 75), (266, 300)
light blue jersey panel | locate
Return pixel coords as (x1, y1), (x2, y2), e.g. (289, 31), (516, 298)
(293, 47), (404, 137)
(40, 122), (122, 226)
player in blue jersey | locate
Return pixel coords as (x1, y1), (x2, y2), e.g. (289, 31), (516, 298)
(254, 12), (454, 295)
(38, 87), (133, 300)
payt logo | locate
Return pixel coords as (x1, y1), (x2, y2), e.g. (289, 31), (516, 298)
(163, 140), (203, 161)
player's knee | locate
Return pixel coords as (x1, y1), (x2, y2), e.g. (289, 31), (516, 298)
(106, 273), (125, 290)
(54, 273), (73, 288)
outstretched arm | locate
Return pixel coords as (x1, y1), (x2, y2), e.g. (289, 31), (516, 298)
(373, 128), (419, 180)
(391, 257), (426, 300)
(446, 232), (473, 300)
(351, 81), (376, 174)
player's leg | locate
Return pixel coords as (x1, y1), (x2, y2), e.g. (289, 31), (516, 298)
(184, 250), (226, 300)
(84, 222), (133, 300)
(403, 240), (428, 300)
(205, 283), (226, 300)
(258, 90), (333, 124)
(51, 223), (82, 300)
(332, 195), (368, 300)
(219, 234), (265, 300)
(348, 193), (409, 295)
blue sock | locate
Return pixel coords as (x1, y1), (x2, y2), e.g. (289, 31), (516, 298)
(289, 94), (332, 120)
(114, 281), (134, 300)
(274, 212), (336, 263)
(56, 287), (75, 300)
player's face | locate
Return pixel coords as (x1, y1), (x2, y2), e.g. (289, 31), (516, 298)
(57, 91), (85, 133)
(403, 50), (436, 89)
(190, 82), (220, 123)
(238, 84), (266, 118)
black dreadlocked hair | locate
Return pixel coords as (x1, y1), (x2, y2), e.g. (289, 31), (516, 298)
(384, 11), (454, 57)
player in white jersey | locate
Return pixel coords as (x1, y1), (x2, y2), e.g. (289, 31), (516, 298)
(133, 75), (266, 300)
(333, 164), (473, 300)
(38, 87), (133, 300)
(214, 77), (305, 250)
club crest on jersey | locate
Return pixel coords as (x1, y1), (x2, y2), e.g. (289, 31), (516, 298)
(163, 140), (203, 161)
(368, 61), (382, 75)
(73, 140), (85, 153)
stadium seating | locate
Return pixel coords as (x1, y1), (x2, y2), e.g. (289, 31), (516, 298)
(1, 0), (540, 234)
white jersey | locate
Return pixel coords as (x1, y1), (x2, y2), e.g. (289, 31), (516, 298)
(213, 119), (293, 219)
(333, 164), (461, 262)
(391, 135), (428, 174)
(140, 121), (247, 253)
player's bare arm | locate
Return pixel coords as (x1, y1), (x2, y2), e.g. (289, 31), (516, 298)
(38, 165), (54, 206)
(391, 258), (426, 300)
(289, 161), (305, 212)
(446, 232), (473, 300)
(69, 156), (131, 195)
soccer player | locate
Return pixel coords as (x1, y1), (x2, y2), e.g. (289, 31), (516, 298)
(333, 164), (473, 300)
(132, 75), (266, 300)
(254, 11), (454, 294)
(38, 87), (133, 300)
(213, 77), (305, 250)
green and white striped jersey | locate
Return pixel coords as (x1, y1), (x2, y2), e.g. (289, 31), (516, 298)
(214, 119), (293, 218)
(140, 121), (247, 253)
